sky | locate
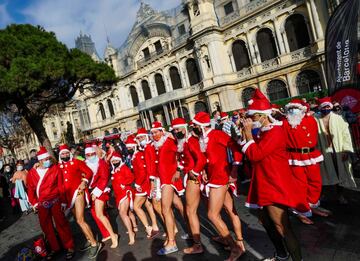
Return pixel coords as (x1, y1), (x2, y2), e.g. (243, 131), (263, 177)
(0, 0), (180, 58)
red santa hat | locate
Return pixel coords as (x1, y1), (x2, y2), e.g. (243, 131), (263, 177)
(37, 146), (50, 161)
(271, 103), (281, 112)
(232, 111), (239, 117)
(58, 144), (70, 155)
(247, 89), (272, 116)
(85, 143), (96, 155)
(171, 117), (188, 128)
(220, 112), (228, 120)
(110, 151), (122, 162)
(192, 112), (211, 127)
(188, 120), (194, 127)
(150, 121), (164, 131)
(318, 97), (333, 109)
(125, 135), (137, 147)
(284, 99), (307, 111)
(136, 128), (148, 137)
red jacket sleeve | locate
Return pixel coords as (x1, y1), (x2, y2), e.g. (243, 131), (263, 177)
(96, 160), (110, 191)
(145, 145), (158, 179)
(217, 131), (243, 164)
(55, 165), (67, 205)
(188, 138), (207, 175)
(76, 159), (93, 183)
(26, 169), (38, 206)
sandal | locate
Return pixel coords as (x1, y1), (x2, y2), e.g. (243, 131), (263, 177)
(212, 235), (229, 246)
(147, 230), (160, 240)
(183, 242), (204, 255)
(65, 249), (75, 260)
(157, 246), (179, 256)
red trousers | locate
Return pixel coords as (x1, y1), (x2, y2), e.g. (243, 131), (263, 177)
(291, 164), (322, 215)
(38, 201), (74, 251)
(90, 193), (111, 239)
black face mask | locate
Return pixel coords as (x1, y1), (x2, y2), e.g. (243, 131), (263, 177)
(175, 132), (185, 139)
(61, 156), (70, 162)
(320, 109), (332, 116)
(193, 128), (202, 136)
(127, 149), (134, 155)
(113, 162), (120, 168)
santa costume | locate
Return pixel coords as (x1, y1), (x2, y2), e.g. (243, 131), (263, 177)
(192, 112), (242, 197)
(85, 144), (112, 239)
(111, 151), (135, 209)
(58, 144), (93, 209)
(151, 121), (185, 196)
(241, 89), (298, 209)
(27, 147), (74, 253)
(283, 99), (324, 216)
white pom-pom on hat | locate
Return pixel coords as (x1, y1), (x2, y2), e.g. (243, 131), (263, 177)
(248, 99), (254, 105)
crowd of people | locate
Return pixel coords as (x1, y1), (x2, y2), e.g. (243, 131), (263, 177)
(0, 89), (358, 261)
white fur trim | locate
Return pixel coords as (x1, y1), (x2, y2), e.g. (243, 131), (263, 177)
(85, 147), (96, 154)
(36, 168), (48, 198)
(247, 109), (272, 115)
(91, 187), (103, 198)
(241, 140), (255, 154)
(288, 155), (324, 166)
(248, 99), (254, 105)
(37, 153), (50, 161)
(172, 123), (188, 128)
(285, 103), (307, 111)
(111, 156), (122, 162)
(59, 149), (70, 154)
(319, 102), (333, 109)
(203, 183), (224, 198)
(192, 118), (211, 127)
(118, 190), (134, 210)
(238, 139), (247, 146)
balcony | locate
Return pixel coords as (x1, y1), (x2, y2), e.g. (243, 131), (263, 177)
(136, 45), (169, 68)
(173, 32), (190, 47)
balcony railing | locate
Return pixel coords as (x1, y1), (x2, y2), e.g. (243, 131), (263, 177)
(136, 45), (169, 68)
(173, 32), (190, 47)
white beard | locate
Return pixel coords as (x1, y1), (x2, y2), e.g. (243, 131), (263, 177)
(286, 113), (305, 128)
(177, 138), (186, 153)
(199, 136), (208, 153)
(153, 135), (168, 149)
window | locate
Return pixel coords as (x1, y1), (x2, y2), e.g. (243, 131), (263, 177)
(296, 70), (321, 95)
(193, 3), (200, 16)
(224, 2), (234, 15)
(177, 106), (191, 121)
(154, 40), (163, 54)
(194, 101), (208, 114)
(155, 74), (166, 95)
(285, 14), (310, 52)
(178, 24), (186, 36)
(257, 28), (278, 62)
(232, 40), (251, 71)
(107, 99), (115, 117)
(186, 58), (201, 85)
(130, 86), (139, 106)
(169, 67), (182, 90)
(267, 80), (289, 101)
(142, 47), (150, 60)
(141, 80), (152, 100)
(99, 103), (106, 120)
(242, 87), (256, 107)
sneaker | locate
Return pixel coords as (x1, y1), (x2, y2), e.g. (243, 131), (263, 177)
(88, 242), (103, 259)
(79, 241), (91, 252)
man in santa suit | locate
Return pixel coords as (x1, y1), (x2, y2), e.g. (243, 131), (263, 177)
(150, 121), (184, 256)
(57, 144), (102, 259)
(27, 147), (74, 260)
(283, 99), (329, 224)
(171, 117), (207, 254)
(84, 144), (118, 248)
(241, 89), (302, 261)
(126, 133), (160, 239)
(192, 112), (245, 261)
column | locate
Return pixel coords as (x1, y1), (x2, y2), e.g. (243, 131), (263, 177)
(285, 74), (296, 97)
(178, 100), (184, 118)
(163, 104), (170, 126)
(273, 19), (286, 54)
(149, 110), (154, 123)
(245, 31), (258, 64)
(307, 0), (324, 40)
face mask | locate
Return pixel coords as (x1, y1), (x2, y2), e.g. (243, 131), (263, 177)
(4, 167), (11, 172)
(320, 109), (332, 116)
(43, 160), (52, 168)
(288, 108), (302, 116)
(252, 116), (265, 129)
(252, 128), (261, 136)
(139, 140), (147, 147)
(113, 162), (120, 168)
(61, 156), (70, 162)
(17, 166), (24, 171)
(127, 149), (134, 155)
(175, 132), (185, 139)
(193, 127), (202, 136)
(87, 155), (97, 163)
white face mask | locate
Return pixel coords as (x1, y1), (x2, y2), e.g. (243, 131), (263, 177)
(252, 116), (264, 129)
(17, 166), (24, 171)
(288, 108), (302, 116)
(87, 155), (98, 163)
(139, 140), (147, 147)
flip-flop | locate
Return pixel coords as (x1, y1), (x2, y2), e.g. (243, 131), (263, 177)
(157, 246), (179, 256)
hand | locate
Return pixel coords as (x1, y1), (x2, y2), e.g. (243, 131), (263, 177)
(342, 152), (349, 161)
(172, 171), (181, 183)
(202, 173), (208, 183)
(34, 162), (40, 169)
(32, 205), (38, 214)
(91, 194), (96, 201)
(78, 181), (87, 191)
(242, 118), (253, 133)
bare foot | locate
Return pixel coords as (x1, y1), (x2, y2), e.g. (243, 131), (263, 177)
(183, 243), (204, 254)
(133, 226), (139, 233)
(101, 236), (111, 243)
(128, 232), (135, 245)
(312, 207), (331, 217)
(110, 234), (119, 249)
(145, 226), (153, 237)
(236, 239), (246, 254)
(297, 215), (314, 225)
(225, 246), (244, 261)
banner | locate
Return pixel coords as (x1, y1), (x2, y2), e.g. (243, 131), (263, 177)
(325, 0), (359, 95)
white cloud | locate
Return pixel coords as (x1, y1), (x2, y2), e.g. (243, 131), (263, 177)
(0, 2), (12, 27)
(21, 0), (181, 58)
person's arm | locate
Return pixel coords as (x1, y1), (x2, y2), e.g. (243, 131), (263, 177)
(188, 139), (207, 176)
(26, 170), (38, 208)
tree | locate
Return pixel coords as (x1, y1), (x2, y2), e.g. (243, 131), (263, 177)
(0, 24), (118, 155)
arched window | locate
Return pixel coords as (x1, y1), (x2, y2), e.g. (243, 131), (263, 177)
(267, 80), (289, 101)
(285, 14), (310, 52)
(232, 40), (251, 71)
(99, 103), (106, 120)
(155, 73), (166, 95)
(177, 106), (191, 121)
(169, 67), (182, 90)
(130, 86), (139, 106)
(141, 80), (152, 100)
(186, 58), (201, 86)
(194, 101), (208, 114)
(112, 128), (119, 134)
(136, 119), (143, 128)
(296, 70), (321, 95)
(257, 28), (278, 62)
(107, 99), (115, 117)
(242, 87), (256, 107)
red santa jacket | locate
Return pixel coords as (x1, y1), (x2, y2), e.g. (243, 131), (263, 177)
(86, 158), (110, 198)
(132, 150), (149, 188)
(58, 158), (93, 208)
(203, 129), (243, 186)
(112, 163), (134, 207)
(178, 135), (207, 175)
(283, 115), (323, 166)
(144, 142), (157, 180)
(27, 165), (65, 207)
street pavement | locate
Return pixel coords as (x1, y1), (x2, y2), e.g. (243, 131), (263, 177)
(1, 180), (360, 261)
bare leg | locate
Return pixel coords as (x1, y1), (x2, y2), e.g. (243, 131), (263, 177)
(118, 199), (135, 245)
(129, 210), (138, 232)
(152, 198), (164, 222)
(161, 185), (176, 249)
(133, 196), (152, 236)
(144, 198), (159, 231)
(94, 199), (118, 248)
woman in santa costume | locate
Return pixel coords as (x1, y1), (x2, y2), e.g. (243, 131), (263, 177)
(27, 147), (75, 260)
(110, 151), (136, 245)
(57, 144), (102, 259)
(84, 144), (118, 248)
(192, 112), (245, 261)
(283, 99), (329, 225)
(171, 117), (207, 254)
(125, 132), (160, 239)
(241, 89), (302, 261)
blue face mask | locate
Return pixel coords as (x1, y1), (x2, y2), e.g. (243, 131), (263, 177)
(43, 160), (52, 168)
(252, 128), (261, 136)
(87, 155), (98, 163)
(320, 109), (332, 116)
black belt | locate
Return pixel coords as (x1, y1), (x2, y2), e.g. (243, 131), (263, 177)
(287, 147), (315, 154)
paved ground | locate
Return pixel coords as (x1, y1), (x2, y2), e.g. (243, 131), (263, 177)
(1, 179), (360, 261)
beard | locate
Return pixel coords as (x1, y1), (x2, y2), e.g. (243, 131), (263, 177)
(286, 113), (305, 128)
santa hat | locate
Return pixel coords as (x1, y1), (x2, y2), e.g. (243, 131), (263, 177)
(58, 144), (70, 155)
(318, 97), (333, 109)
(285, 99), (307, 111)
(247, 89), (272, 116)
(110, 151), (122, 162)
(232, 111), (239, 117)
(85, 143), (96, 154)
(271, 103), (281, 112)
(192, 112), (211, 127)
(171, 117), (188, 128)
(125, 135), (137, 147)
(136, 128), (148, 137)
(188, 120), (194, 127)
(220, 112), (228, 120)
(37, 147), (50, 161)
(151, 121), (164, 131)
